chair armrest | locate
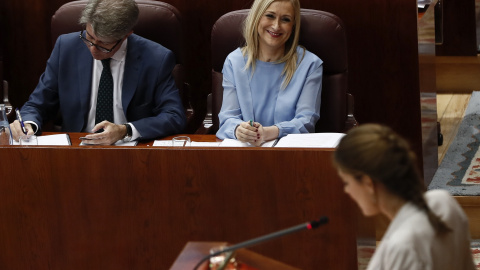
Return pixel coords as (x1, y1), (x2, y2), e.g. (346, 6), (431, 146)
(196, 93), (215, 134)
(3, 80), (14, 121)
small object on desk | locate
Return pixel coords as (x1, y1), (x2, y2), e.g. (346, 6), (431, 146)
(272, 138), (279, 147)
(19, 135), (38, 146)
(15, 108), (27, 135)
(172, 136), (191, 147)
(209, 246), (237, 270)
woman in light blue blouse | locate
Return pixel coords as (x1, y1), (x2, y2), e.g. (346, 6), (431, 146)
(216, 0), (323, 146)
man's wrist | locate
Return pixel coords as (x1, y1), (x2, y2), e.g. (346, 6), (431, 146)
(123, 123), (133, 142)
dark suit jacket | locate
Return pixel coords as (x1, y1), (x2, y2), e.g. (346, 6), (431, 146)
(21, 32), (186, 140)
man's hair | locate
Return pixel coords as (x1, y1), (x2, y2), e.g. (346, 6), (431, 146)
(241, 0), (302, 89)
(79, 0), (139, 40)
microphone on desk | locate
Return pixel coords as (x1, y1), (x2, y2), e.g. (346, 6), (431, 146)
(192, 216), (329, 270)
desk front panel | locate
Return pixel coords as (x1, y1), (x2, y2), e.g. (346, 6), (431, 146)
(0, 145), (357, 269)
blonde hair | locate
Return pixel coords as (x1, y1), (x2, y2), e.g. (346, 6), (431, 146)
(241, 0), (303, 89)
(333, 124), (451, 235)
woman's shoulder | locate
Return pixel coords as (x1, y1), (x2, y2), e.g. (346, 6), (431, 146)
(425, 189), (452, 201)
(226, 48), (244, 61)
(425, 189), (468, 223)
(222, 48), (246, 76)
(425, 189), (459, 211)
(296, 46), (323, 66)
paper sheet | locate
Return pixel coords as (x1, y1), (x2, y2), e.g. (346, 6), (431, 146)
(13, 133), (71, 146)
(152, 140), (221, 147)
(219, 139), (276, 147)
(274, 133), (345, 148)
(80, 140), (138, 146)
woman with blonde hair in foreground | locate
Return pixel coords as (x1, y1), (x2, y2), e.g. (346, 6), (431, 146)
(334, 124), (475, 270)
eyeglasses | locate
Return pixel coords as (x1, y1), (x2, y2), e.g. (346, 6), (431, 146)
(79, 30), (122, 53)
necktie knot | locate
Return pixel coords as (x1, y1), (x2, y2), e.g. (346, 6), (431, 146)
(101, 58), (111, 69)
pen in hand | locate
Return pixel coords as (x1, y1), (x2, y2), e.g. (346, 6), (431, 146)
(15, 108), (28, 135)
(249, 120), (253, 127)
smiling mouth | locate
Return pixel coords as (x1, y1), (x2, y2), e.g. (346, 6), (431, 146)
(267, 30), (282, 37)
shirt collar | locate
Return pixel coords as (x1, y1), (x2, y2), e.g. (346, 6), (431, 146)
(111, 38), (128, 62)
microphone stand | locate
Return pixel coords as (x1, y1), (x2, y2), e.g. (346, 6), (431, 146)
(193, 216), (328, 270)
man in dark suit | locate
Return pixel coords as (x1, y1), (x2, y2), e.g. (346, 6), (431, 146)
(10, 0), (186, 144)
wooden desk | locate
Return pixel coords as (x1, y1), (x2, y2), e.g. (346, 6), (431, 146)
(0, 134), (359, 269)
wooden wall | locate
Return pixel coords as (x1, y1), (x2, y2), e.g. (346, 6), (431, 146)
(0, 0), (423, 161)
(435, 0), (478, 56)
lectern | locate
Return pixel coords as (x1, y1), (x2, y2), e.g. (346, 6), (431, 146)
(170, 242), (300, 270)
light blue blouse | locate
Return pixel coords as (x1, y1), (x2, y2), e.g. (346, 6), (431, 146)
(216, 46), (323, 139)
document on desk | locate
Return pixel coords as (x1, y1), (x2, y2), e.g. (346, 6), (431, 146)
(219, 139), (277, 147)
(274, 133), (345, 148)
(191, 141), (221, 147)
(12, 133), (71, 146)
(80, 140), (138, 146)
(152, 140), (221, 147)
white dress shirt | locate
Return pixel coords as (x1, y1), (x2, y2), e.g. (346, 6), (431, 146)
(85, 39), (140, 140)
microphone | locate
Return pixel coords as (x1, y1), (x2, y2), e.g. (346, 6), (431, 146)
(192, 216), (328, 270)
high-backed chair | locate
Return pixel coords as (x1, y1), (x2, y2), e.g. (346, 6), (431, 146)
(50, 0), (192, 130)
(0, 37), (13, 121)
(205, 9), (357, 134)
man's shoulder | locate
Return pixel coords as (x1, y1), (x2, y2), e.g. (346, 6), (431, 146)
(55, 32), (81, 44)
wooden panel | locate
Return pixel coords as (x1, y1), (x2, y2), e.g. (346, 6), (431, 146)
(455, 196), (480, 239)
(0, 139), (358, 269)
(0, 0), (424, 168)
(435, 0), (478, 56)
(0, 0), (69, 106)
(436, 56), (480, 92)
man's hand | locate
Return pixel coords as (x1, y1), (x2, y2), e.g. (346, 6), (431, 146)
(9, 120), (34, 142)
(81, 121), (127, 145)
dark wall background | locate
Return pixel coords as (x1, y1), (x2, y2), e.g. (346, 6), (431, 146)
(0, 0), (423, 159)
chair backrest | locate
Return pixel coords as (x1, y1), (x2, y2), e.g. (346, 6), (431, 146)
(0, 37), (13, 120)
(210, 9), (349, 133)
(50, 0), (190, 117)
(51, 0), (183, 63)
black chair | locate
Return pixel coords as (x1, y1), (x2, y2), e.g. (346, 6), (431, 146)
(202, 9), (357, 134)
(0, 39), (13, 121)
